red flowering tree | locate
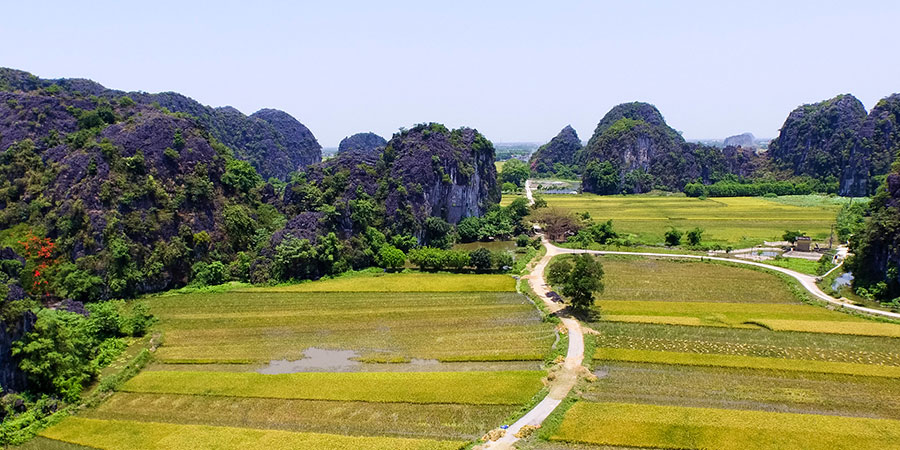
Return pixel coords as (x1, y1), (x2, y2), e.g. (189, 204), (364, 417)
(18, 234), (58, 298)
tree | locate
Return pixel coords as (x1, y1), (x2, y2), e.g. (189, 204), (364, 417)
(499, 159), (530, 187)
(582, 160), (619, 195)
(557, 255), (604, 312)
(408, 247), (448, 271)
(456, 217), (482, 243)
(664, 228), (683, 246)
(13, 309), (96, 401)
(531, 208), (581, 242)
(546, 259), (572, 286)
(783, 230), (804, 243)
(375, 245), (405, 271)
(516, 234), (531, 248)
(221, 159), (262, 194)
(492, 251), (514, 271)
(273, 237), (318, 280)
(223, 204), (256, 251)
(686, 227), (704, 246)
(445, 250), (471, 271)
(424, 217), (454, 249)
(501, 182), (517, 192)
(469, 248), (493, 271)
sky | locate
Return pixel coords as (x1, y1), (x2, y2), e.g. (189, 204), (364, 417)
(1, 1), (898, 146)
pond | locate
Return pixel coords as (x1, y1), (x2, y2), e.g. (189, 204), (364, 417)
(453, 240), (517, 253)
(832, 272), (854, 290)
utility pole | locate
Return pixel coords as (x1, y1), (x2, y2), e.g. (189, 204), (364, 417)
(829, 224), (834, 250)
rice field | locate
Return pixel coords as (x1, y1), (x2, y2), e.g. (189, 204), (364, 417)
(583, 362), (900, 419)
(539, 254), (900, 449)
(150, 290), (553, 363)
(550, 402), (900, 450)
(121, 370), (544, 404)
(504, 193), (844, 247)
(43, 418), (467, 450)
(38, 272), (554, 449)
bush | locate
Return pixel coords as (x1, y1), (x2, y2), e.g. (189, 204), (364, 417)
(686, 227), (703, 246)
(501, 182), (518, 192)
(469, 248), (493, 271)
(516, 234), (531, 248)
(408, 247), (448, 271)
(492, 251), (514, 271)
(664, 228), (682, 246)
(191, 261), (228, 286)
(375, 245), (406, 271)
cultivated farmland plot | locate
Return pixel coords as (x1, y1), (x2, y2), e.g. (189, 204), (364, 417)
(539, 256), (900, 450)
(502, 193), (845, 247)
(33, 272), (557, 449)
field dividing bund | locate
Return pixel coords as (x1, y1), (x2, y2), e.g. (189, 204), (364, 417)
(38, 272), (555, 448)
(550, 402), (900, 450)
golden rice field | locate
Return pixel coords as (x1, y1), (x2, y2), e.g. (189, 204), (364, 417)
(550, 402), (900, 450)
(503, 193), (845, 246)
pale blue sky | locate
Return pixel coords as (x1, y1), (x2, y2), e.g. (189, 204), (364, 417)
(1, 1), (897, 146)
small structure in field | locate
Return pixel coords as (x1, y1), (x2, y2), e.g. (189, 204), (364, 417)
(794, 236), (812, 252)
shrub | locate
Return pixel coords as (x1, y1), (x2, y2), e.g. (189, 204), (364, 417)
(375, 245), (406, 271)
(469, 248), (493, 271)
(686, 227), (703, 246)
(664, 228), (682, 246)
(492, 251), (514, 271)
(191, 261), (227, 286)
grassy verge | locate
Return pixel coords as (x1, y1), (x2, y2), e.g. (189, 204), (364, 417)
(594, 347), (900, 378)
(550, 401), (900, 449)
(122, 370), (545, 405)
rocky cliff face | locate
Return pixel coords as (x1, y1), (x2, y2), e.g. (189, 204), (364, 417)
(841, 94), (900, 196)
(0, 68), (321, 181)
(724, 132), (756, 148)
(383, 124), (499, 227)
(769, 94), (866, 183)
(579, 102), (686, 193)
(529, 125), (582, 174)
(848, 160), (900, 300)
(337, 132), (387, 155)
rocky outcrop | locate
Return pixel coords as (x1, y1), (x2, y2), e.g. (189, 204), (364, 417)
(579, 102), (686, 193)
(0, 86), (261, 297)
(384, 124), (500, 227)
(841, 94), (900, 196)
(724, 132), (756, 148)
(529, 125), (582, 174)
(337, 132), (386, 155)
(0, 67), (321, 180)
(251, 108), (321, 172)
(769, 94), (866, 183)
(847, 160), (900, 300)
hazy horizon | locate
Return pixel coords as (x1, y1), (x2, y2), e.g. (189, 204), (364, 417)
(2, 1), (897, 146)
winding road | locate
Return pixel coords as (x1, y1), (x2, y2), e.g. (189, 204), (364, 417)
(480, 181), (900, 449)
